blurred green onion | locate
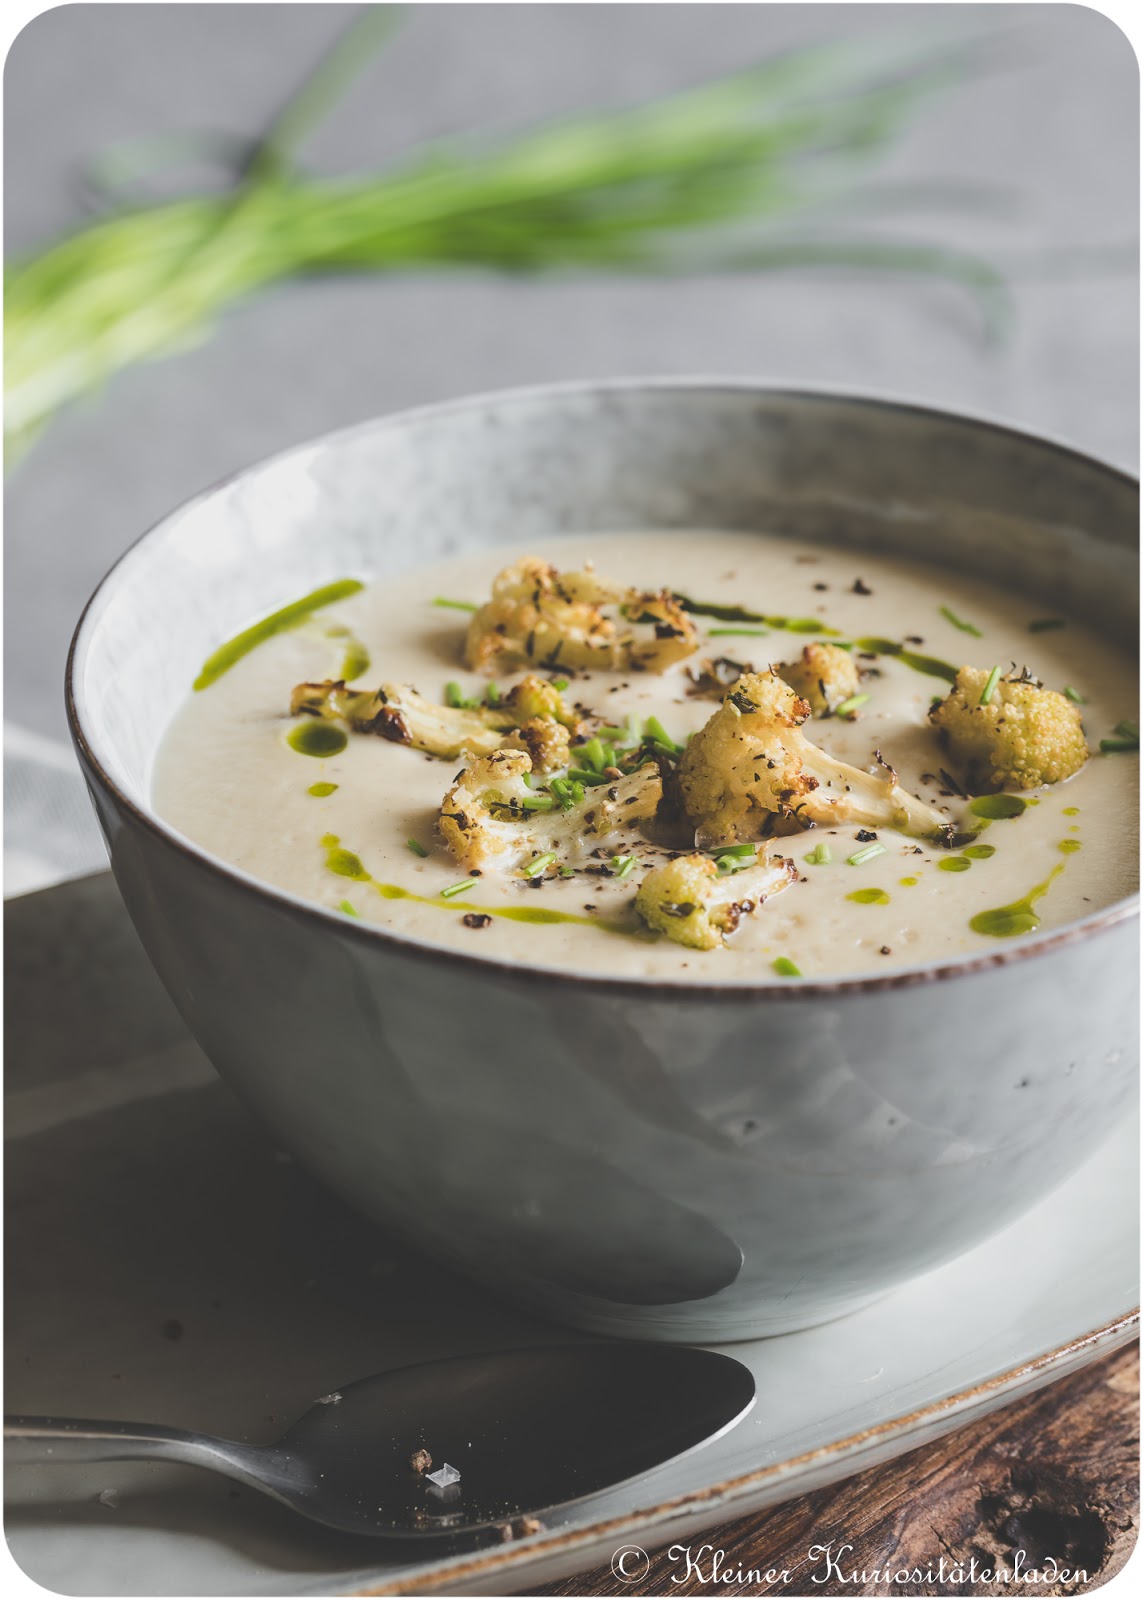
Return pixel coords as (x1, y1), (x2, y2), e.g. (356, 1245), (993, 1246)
(6, 8), (1016, 459)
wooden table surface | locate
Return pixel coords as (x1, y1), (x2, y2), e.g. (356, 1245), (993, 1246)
(537, 1343), (1138, 1597)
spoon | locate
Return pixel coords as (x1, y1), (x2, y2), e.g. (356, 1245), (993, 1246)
(6, 1343), (754, 1537)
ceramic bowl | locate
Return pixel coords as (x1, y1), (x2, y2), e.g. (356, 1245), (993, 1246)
(67, 382), (1139, 1341)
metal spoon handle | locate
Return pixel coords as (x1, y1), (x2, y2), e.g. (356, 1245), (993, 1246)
(4, 1416), (280, 1494)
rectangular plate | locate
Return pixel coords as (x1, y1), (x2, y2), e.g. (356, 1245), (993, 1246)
(5, 874), (1138, 1596)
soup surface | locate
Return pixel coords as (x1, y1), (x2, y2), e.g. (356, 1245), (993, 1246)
(153, 531), (1138, 981)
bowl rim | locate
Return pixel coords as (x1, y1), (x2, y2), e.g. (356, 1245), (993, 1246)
(65, 375), (1141, 1000)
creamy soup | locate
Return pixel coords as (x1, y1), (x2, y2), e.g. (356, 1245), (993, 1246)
(153, 531), (1138, 981)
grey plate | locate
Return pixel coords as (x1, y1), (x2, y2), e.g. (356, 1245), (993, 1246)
(5, 873), (1138, 1597)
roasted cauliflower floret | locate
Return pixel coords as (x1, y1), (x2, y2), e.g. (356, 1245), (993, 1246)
(777, 642), (861, 715)
(289, 673), (578, 769)
(678, 671), (950, 845)
(929, 667), (1089, 792)
(463, 558), (698, 674)
(503, 717), (573, 772)
(439, 750), (663, 874)
(634, 851), (796, 950)
(499, 675), (579, 727)
(620, 589), (701, 672)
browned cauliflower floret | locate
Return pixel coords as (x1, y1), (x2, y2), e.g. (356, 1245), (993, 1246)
(503, 717), (572, 772)
(289, 673), (578, 769)
(634, 851), (796, 950)
(620, 589), (701, 672)
(777, 642), (861, 715)
(463, 558), (698, 674)
(439, 750), (662, 874)
(929, 667), (1089, 792)
(677, 671), (950, 845)
(498, 675), (579, 728)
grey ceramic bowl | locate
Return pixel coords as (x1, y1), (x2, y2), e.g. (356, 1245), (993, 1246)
(68, 382), (1139, 1341)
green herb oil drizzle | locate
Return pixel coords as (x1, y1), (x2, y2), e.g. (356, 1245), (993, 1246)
(852, 637), (958, 682)
(676, 596), (840, 635)
(288, 721), (348, 757)
(970, 865), (1065, 939)
(318, 834), (622, 931)
(193, 578), (364, 690)
(846, 887), (890, 905)
(331, 630), (371, 681)
(968, 793), (1028, 820)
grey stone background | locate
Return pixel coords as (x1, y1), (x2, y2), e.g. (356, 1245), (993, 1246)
(3, 3), (1138, 835)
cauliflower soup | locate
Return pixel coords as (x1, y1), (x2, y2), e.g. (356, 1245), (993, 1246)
(153, 530), (1138, 981)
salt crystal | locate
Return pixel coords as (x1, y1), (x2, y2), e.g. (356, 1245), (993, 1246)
(315, 1392), (342, 1405)
(425, 1463), (460, 1488)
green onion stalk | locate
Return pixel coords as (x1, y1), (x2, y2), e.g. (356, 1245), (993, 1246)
(5, 8), (1018, 460)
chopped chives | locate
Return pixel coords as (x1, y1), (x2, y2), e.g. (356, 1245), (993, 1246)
(710, 843), (755, 858)
(1113, 720), (1139, 740)
(567, 766), (610, 786)
(406, 838), (429, 858)
(597, 723), (638, 745)
(1028, 618), (1065, 632)
(444, 681), (467, 708)
(611, 855), (637, 879)
(847, 842), (887, 866)
(433, 597), (477, 612)
(522, 851), (557, 878)
(708, 626), (769, 637)
(642, 716), (682, 753)
(338, 899), (359, 917)
(1101, 737), (1140, 754)
(551, 677), (569, 691)
(806, 842), (832, 865)
(772, 957), (802, 978)
(440, 879), (476, 898)
(1063, 685), (1085, 704)
(550, 778), (585, 810)
(485, 682), (500, 706)
(521, 794), (556, 812)
(576, 737), (609, 773)
(558, 864), (576, 878)
(834, 692), (869, 719)
(978, 665), (1002, 706)
(939, 605), (982, 637)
